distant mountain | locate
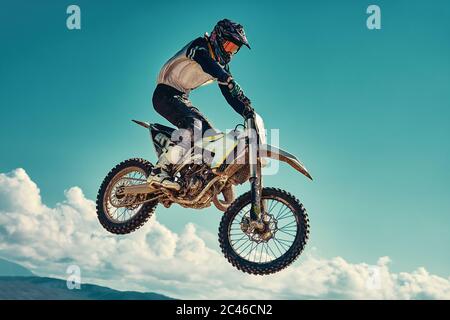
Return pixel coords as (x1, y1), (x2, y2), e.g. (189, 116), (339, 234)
(0, 276), (173, 300)
(0, 258), (173, 300)
(0, 258), (34, 277)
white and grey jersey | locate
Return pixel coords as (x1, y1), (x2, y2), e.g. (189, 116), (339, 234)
(156, 36), (250, 116)
(157, 37), (228, 95)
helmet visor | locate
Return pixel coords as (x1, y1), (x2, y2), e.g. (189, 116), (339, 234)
(222, 40), (240, 54)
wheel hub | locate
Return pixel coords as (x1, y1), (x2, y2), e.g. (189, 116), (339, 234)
(115, 186), (126, 198)
(110, 182), (137, 207)
(240, 214), (278, 243)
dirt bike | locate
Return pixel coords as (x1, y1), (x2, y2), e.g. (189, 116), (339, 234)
(96, 112), (312, 275)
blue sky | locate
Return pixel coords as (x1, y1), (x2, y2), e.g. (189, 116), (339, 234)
(1, 0), (450, 283)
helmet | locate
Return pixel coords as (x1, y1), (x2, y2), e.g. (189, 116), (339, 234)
(209, 19), (250, 65)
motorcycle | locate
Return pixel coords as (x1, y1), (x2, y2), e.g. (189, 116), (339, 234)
(96, 113), (312, 275)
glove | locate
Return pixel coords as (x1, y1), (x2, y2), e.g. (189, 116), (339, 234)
(226, 78), (253, 118)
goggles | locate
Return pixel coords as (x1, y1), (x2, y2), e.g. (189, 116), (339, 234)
(222, 40), (241, 54)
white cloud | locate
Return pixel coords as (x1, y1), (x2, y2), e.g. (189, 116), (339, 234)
(0, 168), (450, 299)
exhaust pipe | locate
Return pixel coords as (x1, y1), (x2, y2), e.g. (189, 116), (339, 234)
(213, 184), (235, 212)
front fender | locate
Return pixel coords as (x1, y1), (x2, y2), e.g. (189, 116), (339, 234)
(260, 144), (313, 180)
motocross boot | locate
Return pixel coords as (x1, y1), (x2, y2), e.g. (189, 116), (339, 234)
(147, 145), (185, 191)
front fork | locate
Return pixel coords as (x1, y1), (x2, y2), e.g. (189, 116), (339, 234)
(247, 117), (263, 222)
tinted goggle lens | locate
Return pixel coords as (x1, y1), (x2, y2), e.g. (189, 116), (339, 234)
(223, 40), (240, 54)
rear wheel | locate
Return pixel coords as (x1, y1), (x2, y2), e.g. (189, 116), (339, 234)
(219, 187), (309, 275)
(96, 158), (158, 234)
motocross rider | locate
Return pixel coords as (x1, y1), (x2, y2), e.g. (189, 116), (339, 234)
(148, 19), (255, 191)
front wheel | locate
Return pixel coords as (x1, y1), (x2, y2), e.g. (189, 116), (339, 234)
(219, 187), (309, 275)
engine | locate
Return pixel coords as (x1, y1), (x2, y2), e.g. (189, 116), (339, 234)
(171, 164), (236, 211)
(177, 165), (214, 205)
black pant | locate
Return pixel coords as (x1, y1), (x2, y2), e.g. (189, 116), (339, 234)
(152, 84), (215, 138)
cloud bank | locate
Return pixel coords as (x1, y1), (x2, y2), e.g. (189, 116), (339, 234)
(0, 168), (449, 299)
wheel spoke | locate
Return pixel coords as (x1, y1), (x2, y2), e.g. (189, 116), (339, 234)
(276, 238), (295, 245)
(277, 209), (293, 221)
(273, 237), (290, 251)
(266, 242), (278, 260)
(230, 234), (248, 244)
(277, 229), (297, 237)
(279, 220), (297, 230)
(236, 240), (254, 256)
(275, 204), (290, 220)
(258, 243), (265, 263)
(244, 242), (256, 259)
(263, 243), (270, 262)
(252, 242), (260, 262)
(269, 201), (281, 216)
(277, 214), (295, 221)
(271, 238), (284, 256)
